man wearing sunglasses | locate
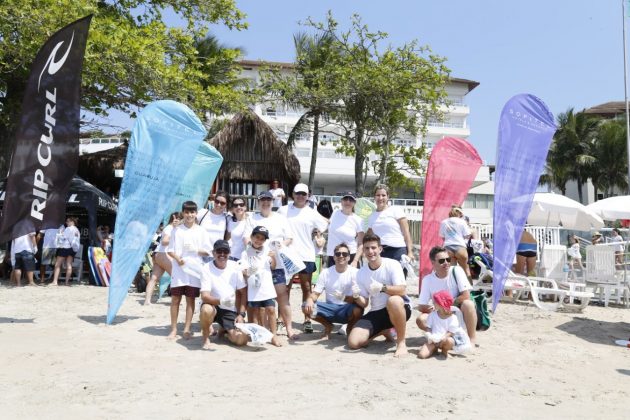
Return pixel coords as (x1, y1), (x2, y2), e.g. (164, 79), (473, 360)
(348, 234), (412, 357)
(417, 246), (477, 345)
(278, 183), (328, 334)
(302, 243), (363, 339)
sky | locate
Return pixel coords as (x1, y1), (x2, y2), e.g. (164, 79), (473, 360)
(108, 0), (627, 164)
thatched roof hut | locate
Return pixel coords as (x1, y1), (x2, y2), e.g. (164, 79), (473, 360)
(77, 142), (127, 194)
(209, 111), (301, 194)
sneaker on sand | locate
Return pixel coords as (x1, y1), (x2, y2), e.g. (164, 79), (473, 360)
(303, 320), (313, 334)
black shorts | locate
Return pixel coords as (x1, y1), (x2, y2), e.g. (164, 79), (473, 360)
(170, 285), (200, 298)
(355, 304), (412, 339)
(56, 248), (76, 258)
(14, 251), (36, 272)
(298, 261), (317, 275)
(216, 306), (238, 331)
(516, 251), (537, 258)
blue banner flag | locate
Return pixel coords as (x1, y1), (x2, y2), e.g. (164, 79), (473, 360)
(164, 142), (223, 222)
(492, 94), (556, 311)
(107, 100), (207, 324)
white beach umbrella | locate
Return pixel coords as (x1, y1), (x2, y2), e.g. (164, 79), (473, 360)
(527, 193), (604, 231)
(586, 196), (630, 221)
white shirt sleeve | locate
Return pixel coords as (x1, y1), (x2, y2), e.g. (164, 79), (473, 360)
(418, 274), (432, 305)
(452, 266), (472, 293)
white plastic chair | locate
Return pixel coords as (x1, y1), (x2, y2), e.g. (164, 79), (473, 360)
(540, 245), (593, 311)
(585, 245), (628, 306)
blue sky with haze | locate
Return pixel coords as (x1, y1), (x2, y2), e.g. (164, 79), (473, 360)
(110, 1), (627, 164)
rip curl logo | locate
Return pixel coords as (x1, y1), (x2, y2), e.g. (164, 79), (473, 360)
(37, 31), (75, 91)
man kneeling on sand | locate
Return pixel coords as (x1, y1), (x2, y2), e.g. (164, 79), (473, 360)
(199, 240), (249, 349)
(347, 234), (412, 357)
(416, 246), (477, 346)
(302, 243), (363, 339)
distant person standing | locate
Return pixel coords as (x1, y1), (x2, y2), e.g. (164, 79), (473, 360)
(38, 228), (59, 284)
(515, 230), (537, 277)
(51, 217), (80, 286)
(611, 228), (625, 268)
(439, 206), (472, 280)
(11, 229), (38, 287)
(269, 180), (285, 211)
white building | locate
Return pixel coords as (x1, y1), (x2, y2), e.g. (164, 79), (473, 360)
(239, 60), (493, 223)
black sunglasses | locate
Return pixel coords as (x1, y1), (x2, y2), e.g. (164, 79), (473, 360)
(295, 192), (308, 196)
(436, 257), (449, 264)
(214, 200), (227, 206)
(233, 202), (246, 207)
(334, 251), (350, 258)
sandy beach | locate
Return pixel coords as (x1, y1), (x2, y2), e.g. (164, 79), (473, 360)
(1, 280), (629, 420)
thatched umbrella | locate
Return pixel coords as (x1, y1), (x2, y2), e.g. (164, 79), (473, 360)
(77, 142), (128, 194)
(210, 111), (301, 193)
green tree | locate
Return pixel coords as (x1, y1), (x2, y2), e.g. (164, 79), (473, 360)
(592, 119), (628, 197)
(0, 0), (246, 174)
(549, 108), (598, 203)
(262, 30), (339, 191)
(303, 13), (449, 195)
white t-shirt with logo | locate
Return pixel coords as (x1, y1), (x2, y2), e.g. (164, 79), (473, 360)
(241, 245), (277, 302)
(277, 204), (328, 262)
(244, 212), (293, 245)
(314, 265), (358, 305)
(439, 217), (471, 248)
(326, 210), (364, 255)
(200, 261), (246, 312)
(419, 266), (471, 305)
(167, 224), (212, 288)
(366, 206), (406, 248)
(227, 216), (248, 259)
(197, 209), (227, 247)
(269, 188), (285, 208)
(356, 257), (408, 311)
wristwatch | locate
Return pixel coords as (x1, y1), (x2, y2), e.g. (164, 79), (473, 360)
(239, 312), (246, 318)
(381, 284), (388, 293)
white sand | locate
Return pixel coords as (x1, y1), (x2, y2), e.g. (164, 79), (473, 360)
(1, 281), (629, 419)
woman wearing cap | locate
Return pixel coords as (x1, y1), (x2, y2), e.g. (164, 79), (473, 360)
(225, 196), (249, 261)
(591, 231), (604, 245)
(245, 191), (297, 339)
(197, 190), (229, 248)
(366, 184), (414, 266)
(439, 206), (472, 280)
(326, 191), (364, 268)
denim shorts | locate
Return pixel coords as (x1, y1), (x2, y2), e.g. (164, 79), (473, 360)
(14, 251), (36, 271)
(316, 302), (361, 324)
(248, 298), (276, 308)
(298, 261), (317, 275)
(271, 268), (287, 286)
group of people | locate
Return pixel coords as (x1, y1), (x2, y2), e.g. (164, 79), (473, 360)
(6, 218), (81, 287)
(144, 182), (478, 358)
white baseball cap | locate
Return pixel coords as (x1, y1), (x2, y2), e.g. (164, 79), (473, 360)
(293, 183), (309, 194)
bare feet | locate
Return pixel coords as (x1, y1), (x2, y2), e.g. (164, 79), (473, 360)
(50, 282), (58, 286)
(286, 328), (299, 340)
(183, 330), (193, 340)
(167, 330), (178, 341)
(271, 336), (283, 347)
(320, 326), (332, 340)
(202, 338), (212, 350)
(394, 342), (409, 358)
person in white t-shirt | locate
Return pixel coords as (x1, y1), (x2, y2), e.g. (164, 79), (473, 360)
(245, 191), (297, 339)
(347, 234), (412, 357)
(51, 217), (80, 286)
(326, 191), (364, 268)
(611, 228), (625, 268)
(38, 227), (59, 284)
(196, 190), (229, 248)
(144, 212), (181, 305)
(439, 206), (472, 280)
(241, 225), (282, 347)
(199, 240), (249, 349)
(268, 180), (285, 210)
(11, 227), (38, 287)
(417, 246), (477, 345)
(302, 243), (363, 339)
(225, 196), (249, 261)
(418, 290), (465, 359)
(167, 201), (212, 341)
(277, 183), (329, 334)
(366, 184), (414, 268)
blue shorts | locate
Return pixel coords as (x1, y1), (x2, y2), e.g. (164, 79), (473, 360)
(298, 261), (317, 275)
(316, 302), (361, 324)
(248, 298), (276, 308)
(14, 251), (36, 271)
(381, 246), (406, 263)
(271, 268), (286, 286)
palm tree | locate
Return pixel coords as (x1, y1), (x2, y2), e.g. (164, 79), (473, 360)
(282, 31), (339, 191)
(551, 108), (599, 202)
(592, 119), (628, 197)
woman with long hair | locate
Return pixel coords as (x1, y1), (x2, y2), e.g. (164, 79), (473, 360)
(197, 190), (229, 247)
(144, 212), (181, 305)
(225, 196), (249, 261)
(51, 217), (80, 286)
